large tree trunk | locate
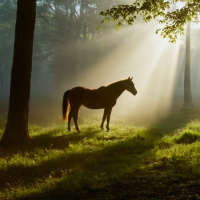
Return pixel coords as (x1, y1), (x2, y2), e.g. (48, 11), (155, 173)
(182, 22), (193, 110)
(0, 0), (36, 147)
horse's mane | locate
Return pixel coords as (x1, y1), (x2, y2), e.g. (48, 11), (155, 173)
(106, 79), (126, 88)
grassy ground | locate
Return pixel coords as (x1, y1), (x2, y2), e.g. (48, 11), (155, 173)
(1, 112), (200, 200)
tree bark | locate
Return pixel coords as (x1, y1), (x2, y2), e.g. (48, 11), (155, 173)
(182, 22), (193, 110)
(0, 0), (36, 147)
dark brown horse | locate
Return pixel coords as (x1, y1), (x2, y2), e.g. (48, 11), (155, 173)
(62, 77), (137, 132)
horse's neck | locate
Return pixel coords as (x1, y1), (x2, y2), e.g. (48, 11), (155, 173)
(108, 81), (126, 99)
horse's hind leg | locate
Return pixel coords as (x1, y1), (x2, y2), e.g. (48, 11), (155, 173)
(73, 107), (81, 133)
(68, 110), (73, 131)
(100, 109), (107, 130)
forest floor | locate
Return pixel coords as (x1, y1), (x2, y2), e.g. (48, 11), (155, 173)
(1, 111), (200, 199)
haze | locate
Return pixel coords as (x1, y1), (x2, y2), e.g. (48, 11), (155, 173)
(0, 1), (200, 126)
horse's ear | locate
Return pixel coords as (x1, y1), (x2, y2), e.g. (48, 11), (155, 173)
(128, 77), (133, 80)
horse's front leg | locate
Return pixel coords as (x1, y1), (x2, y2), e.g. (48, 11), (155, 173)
(106, 107), (112, 131)
(100, 109), (107, 130)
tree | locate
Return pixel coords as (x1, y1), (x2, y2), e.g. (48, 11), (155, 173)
(100, 1), (200, 42)
(35, 0), (121, 91)
(0, 0), (16, 91)
(100, 0), (200, 109)
(0, 0), (36, 147)
(183, 22), (193, 109)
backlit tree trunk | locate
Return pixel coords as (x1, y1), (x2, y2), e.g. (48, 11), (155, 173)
(182, 22), (193, 110)
(0, 0), (36, 147)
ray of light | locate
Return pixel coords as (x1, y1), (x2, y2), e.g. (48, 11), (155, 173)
(68, 21), (184, 123)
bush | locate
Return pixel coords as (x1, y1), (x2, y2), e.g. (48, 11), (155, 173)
(176, 131), (199, 144)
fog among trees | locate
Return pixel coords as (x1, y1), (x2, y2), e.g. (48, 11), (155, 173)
(1, 0), (200, 125)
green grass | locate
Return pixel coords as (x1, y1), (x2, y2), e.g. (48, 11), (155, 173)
(1, 113), (200, 199)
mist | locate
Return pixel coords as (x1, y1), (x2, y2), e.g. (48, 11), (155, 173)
(1, 1), (200, 126)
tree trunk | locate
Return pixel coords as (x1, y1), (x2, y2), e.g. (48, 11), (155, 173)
(182, 22), (193, 110)
(0, 0), (36, 147)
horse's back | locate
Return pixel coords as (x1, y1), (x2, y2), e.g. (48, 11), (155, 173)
(68, 85), (117, 109)
(69, 87), (86, 96)
(84, 86), (116, 109)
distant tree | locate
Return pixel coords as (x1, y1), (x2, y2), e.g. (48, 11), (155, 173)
(0, 0), (36, 147)
(35, 0), (121, 89)
(0, 0), (16, 91)
(183, 22), (193, 109)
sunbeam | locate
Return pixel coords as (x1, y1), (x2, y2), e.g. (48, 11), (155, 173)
(74, 21), (183, 123)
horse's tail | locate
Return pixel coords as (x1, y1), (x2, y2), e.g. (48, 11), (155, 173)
(62, 90), (70, 121)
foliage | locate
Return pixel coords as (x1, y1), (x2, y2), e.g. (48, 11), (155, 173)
(1, 113), (200, 199)
(100, 0), (200, 42)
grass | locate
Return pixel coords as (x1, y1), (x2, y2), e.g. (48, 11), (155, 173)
(1, 113), (200, 199)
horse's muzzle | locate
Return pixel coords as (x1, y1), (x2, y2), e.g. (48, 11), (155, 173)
(133, 91), (137, 95)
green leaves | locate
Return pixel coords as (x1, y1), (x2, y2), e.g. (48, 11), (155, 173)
(100, 4), (137, 29)
(100, 0), (200, 42)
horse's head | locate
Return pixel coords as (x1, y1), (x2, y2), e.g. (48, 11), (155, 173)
(125, 77), (137, 95)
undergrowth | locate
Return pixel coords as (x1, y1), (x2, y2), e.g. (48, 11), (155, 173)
(1, 113), (200, 199)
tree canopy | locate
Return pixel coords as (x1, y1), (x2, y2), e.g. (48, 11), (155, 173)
(100, 0), (200, 42)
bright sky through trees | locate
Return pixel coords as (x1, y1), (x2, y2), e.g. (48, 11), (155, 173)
(76, 24), (183, 121)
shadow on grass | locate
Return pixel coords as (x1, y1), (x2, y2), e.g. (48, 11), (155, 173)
(32, 129), (100, 149)
(13, 137), (156, 200)
(0, 128), (101, 188)
(152, 110), (200, 133)
(0, 127), (100, 157)
(0, 134), (151, 186)
(1, 111), (200, 200)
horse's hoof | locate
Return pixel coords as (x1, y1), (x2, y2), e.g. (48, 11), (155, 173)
(106, 126), (110, 132)
(68, 128), (71, 131)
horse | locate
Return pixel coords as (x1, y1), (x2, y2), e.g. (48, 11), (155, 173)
(62, 77), (137, 132)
